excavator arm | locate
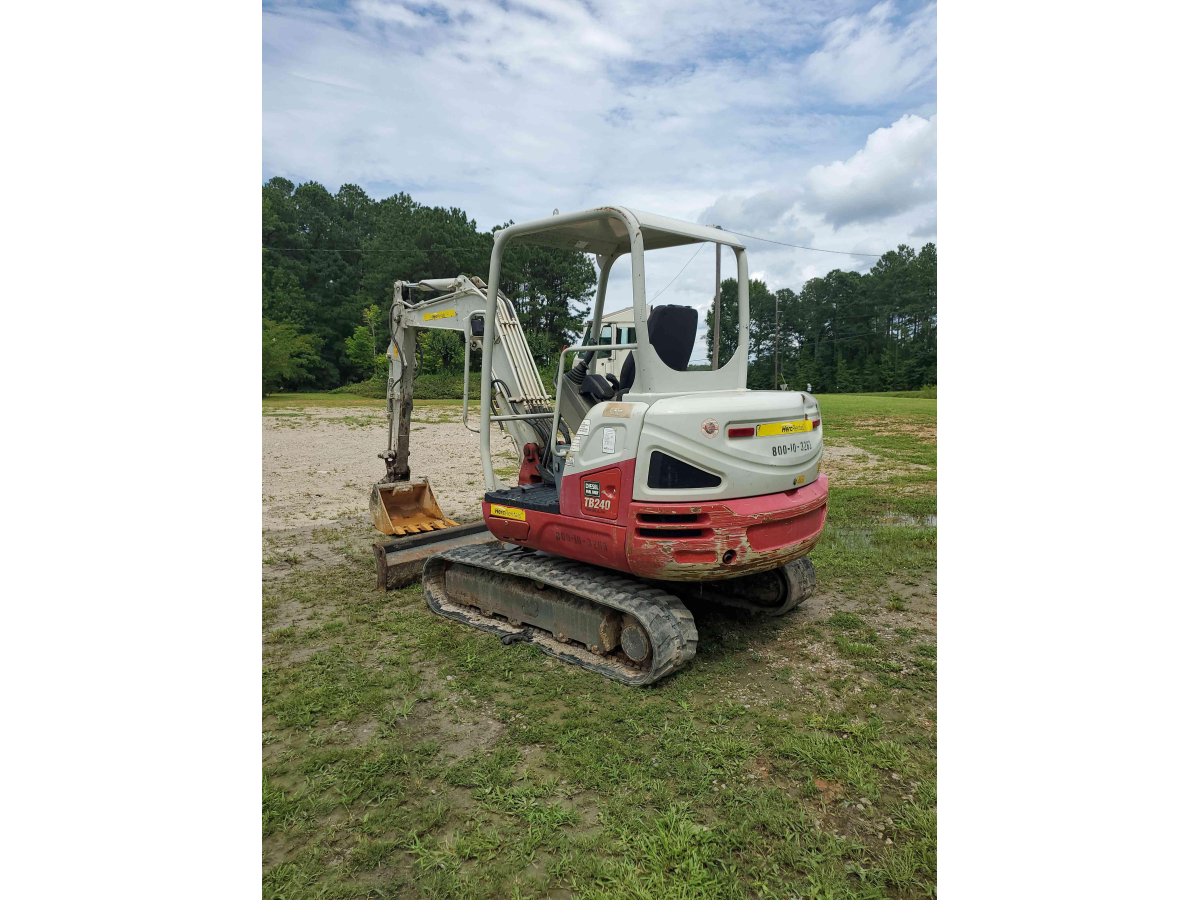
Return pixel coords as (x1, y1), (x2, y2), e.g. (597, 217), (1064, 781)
(372, 274), (573, 534)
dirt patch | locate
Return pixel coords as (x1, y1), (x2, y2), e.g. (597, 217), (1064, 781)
(262, 738), (289, 766)
(819, 442), (930, 485)
(262, 406), (518, 576)
(752, 617), (860, 686)
(270, 599), (314, 632)
(262, 406), (516, 528)
(439, 712), (505, 761)
(327, 717), (383, 747)
(262, 834), (299, 871)
(855, 417), (938, 443)
(284, 645), (326, 667)
(395, 693), (507, 763)
(813, 778), (845, 800)
(863, 575), (938, 631)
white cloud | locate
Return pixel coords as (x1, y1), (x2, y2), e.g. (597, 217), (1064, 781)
(352, 1), (425, 27)
(804, 113), (937, 229)
(911, 214), (937, 239)
(697, 189), (807, 238)
(263, 0), (937, 314)
(801, 2), (937, 105)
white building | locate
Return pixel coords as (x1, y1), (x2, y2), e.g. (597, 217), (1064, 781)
(591, 305), (638, 378)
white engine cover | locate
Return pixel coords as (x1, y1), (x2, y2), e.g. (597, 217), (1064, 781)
(631, 390), (823, 502)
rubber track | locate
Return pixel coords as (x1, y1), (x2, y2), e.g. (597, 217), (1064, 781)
(671, 557), (817, 617)
(423, 544), (698, 686)
(766, 556), (817, 616)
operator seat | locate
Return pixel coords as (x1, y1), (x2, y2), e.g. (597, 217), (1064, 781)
(616, 304), (697, 399)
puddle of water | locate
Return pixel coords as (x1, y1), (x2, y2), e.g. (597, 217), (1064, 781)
(876, 512), (937, 528)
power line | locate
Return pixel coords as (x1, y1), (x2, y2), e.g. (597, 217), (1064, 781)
(649, 244), (706, 302)
(263, 245), (486, 252)
(718, 229), (883, 258)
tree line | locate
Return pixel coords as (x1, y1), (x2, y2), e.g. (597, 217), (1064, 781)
(262, 178), (935, 395)
(704, 242), (937, 392)
(262, 178), (596, 394)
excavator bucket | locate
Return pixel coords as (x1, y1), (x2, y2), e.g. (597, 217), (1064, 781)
(369, 478), (458, 536)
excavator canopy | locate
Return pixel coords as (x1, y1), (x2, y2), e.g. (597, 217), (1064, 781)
(507, 207), (745, 256)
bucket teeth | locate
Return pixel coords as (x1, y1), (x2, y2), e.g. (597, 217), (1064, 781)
(369, 477), (458, 536)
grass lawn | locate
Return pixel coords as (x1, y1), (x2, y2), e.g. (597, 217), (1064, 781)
(263, 394), (937, 899)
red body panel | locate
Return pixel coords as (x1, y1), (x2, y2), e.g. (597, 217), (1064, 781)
(626, 475), (828, 580)
(482, 471), (829, 582)
(481, 502), (632, 572)
(559, 458), (637, 524)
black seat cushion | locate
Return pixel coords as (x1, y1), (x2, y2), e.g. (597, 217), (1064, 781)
(647, 304), (698, 372)
(617, 304), (697, 397)
(619, 351), (636, 392)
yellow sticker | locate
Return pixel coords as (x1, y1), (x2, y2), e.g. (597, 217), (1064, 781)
(490, 504), (526, 521)
(756, 419), (814, 437)
(422, 309), (456, 321)
(793, 474), (806, 486)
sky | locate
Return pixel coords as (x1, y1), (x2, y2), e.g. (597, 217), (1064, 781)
(263, 0), (936, 360)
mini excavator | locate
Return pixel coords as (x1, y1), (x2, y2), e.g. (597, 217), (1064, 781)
(370, 206), (828, 685)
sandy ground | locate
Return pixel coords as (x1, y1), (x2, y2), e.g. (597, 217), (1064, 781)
(261, 405), (932, 577)
(262, 406), (518, 577)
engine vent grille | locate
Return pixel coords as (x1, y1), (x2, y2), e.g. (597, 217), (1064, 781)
(636, 527), (706, 539)
(647, 451), (721, 490)
(636, 512), (701, 524)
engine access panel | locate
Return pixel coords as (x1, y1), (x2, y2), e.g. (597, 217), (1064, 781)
(579, 467), (621, 521)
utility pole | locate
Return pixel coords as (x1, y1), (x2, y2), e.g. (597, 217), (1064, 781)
(711, 227), (722, 370)
(774, 291), (780, 389)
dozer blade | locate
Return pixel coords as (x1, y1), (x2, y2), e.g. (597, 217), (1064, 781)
(369, 478), (458, 536)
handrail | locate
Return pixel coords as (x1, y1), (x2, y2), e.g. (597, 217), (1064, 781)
(549, 341), (639, 458)
(462, 326), (480, 433)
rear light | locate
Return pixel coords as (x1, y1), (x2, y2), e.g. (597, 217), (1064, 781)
(810, 418), (820, 429)
(728, 426), (754, 438)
